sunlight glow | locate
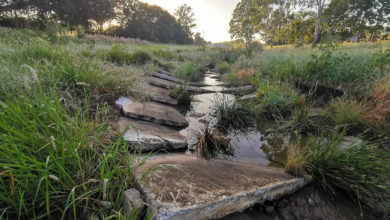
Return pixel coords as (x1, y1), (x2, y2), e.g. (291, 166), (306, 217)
(142, 0), (241, 43)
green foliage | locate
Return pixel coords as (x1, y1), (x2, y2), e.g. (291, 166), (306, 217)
(174, 62), (202, 81)
(106, 45), (151, 65)
(216, 62), (230, 74)
(211, 94), (256, 132)
(325, 98), (369, 125)
(174, 4), (197, 38)
(256, 82), (298, 119)
(287, 135), (390, 214)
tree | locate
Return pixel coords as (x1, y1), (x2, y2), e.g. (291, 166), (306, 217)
(298, 0), (331, 45)
(229, 0), (255, 44)
(174, 4), (197, 38)
(194, 32), (206, 45)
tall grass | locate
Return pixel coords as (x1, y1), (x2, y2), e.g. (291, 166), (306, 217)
(211, 94), (256, 132)
(173, 62), (202, 82)
(286, 135), (390, 215)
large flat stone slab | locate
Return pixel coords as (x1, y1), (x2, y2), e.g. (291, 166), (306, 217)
(117, 97), (188, 128)
(147, 85), (178, 105)
(119, 118), (187, 152)
(221, 85), (256, 95)
(152, 73), (207, 87)
(135, 154), (307, 220)
(145, 77), (213, 94)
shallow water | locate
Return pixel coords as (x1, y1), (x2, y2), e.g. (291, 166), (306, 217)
(178, 71), (381, 220)
(178, 72), (285, 166)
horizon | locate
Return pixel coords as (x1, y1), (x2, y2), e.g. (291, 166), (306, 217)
(142, 0), (241, 43)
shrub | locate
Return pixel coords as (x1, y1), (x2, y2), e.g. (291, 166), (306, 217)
(286, 135), (390, 214)
(129, 50), (151, 65)
(216, 62), (230, 74)
(174, 62), (202, 82)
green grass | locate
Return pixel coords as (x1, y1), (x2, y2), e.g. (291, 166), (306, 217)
(216, 62), (230, 74)
(173, 62), (203, 82)
(0, 28), (218, 219)
(286, 135), (390, 215)
(325, 98), (369, 126)
(211, 94), (256, 132)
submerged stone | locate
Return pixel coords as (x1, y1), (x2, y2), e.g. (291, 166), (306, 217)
(135, 154), (307, 220)
(118, 97), (188, 127)
(221, 85), (255, 95)
(119, 118), (187, 152)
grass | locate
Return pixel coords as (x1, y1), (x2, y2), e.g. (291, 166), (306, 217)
(195, 123), (234, 160)
(256, 81), (299, 119)
(216, 61), (230, 74)
(325, 98), (369, 125)
(0, 28), (217, 219)
(286, 135), (390, 215)
(173, 62), (203, 82)
(211, 94), (256, 132)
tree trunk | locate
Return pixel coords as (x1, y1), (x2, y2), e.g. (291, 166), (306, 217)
(313, 2), (323, 46)
(271, 30), (276, 49)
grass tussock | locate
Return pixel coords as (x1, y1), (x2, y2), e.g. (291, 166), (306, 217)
(173, 62), (202, 82)
(196, 123), (234, 160)
(325, 98), (369, 125)
(365, 76), (390, 130)
(211, 94), (256, 132)
(216, 61), (230, 74)
(286, 135), (390, 215)
(107, 44), (151, 65)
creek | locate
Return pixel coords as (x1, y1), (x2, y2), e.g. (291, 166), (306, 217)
(176, 71), (381, 220)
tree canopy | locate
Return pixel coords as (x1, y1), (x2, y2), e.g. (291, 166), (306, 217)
(174, 4), (197, 39)
(230, 0), (390, 46)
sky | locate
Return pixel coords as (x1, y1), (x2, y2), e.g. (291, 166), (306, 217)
(142, 0), (241, 43)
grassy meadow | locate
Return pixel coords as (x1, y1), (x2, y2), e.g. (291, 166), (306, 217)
(0, 28), (218, 219)
(1, 26), (390, 218)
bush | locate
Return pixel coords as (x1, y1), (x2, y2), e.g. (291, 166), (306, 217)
(286, 135), (390, 215)
(216, 62), (230, 74)
(174, 62), (202, 82)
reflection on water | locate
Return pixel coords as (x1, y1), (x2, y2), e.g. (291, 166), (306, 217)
(179, 73), (286, 167)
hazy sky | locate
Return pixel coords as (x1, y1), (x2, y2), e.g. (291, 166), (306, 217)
(142, 0), (241, 43)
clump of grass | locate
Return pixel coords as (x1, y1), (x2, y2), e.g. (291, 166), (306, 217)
(365, 76), (390, 130)
(216, 61), (230, 74)
(173, 62), (202, 82)
(196, 123), (234, 160)
(107, 44), (151, 65)
(211, 94), (256, 132)
(170, 85), (192, 106)
(325, 98), (369, 126)
(256, 81), (298, 119)
(286, 135), (390, 215)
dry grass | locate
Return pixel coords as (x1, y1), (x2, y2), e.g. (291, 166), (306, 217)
(85, 34), (150, 44)
(365, 76), (390, 129)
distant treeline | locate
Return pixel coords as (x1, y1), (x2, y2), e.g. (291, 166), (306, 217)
(0, 0), (194, 44)
(230, 0), (390, 47)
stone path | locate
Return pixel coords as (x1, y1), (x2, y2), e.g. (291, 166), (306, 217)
(117, 97), (188, 128)
(145, 76), (213, 94)
(152, 72), (207, 87)
(135, 154), (307, 220)
(146, 84), (178, 105)
(119, 118), (187, 152)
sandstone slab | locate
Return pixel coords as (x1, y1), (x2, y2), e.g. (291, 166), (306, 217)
(147, 85), (178, 105)
(221, 85), (256, 95)
(152, 73), (207, 87)
(240, 93), (257, 101)
(145, 77), (213, 94)
(135, 154), (307, 220)
(119, 118), (187, 152)
(117, 97), (188, 127)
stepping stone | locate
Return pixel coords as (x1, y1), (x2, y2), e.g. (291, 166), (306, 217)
(119, 118), (187, 152)
(147, 85), (178, 105)
(240, 93), (257, 101)
(145, 77), (213, 94)
(158, 69), (174, 76)
(221, 85), (255, 95)
(152, 73), (207, 87)
(135, 154), (307, 220)
(116, 97), (189, 128)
